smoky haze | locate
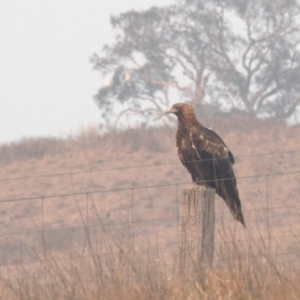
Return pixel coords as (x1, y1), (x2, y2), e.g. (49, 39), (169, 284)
(0, 0), (173, 144)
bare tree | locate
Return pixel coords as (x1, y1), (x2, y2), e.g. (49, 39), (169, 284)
(207, 0), (300, 120)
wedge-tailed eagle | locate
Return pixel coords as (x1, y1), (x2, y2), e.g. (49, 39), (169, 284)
(166, 103), (245, 227)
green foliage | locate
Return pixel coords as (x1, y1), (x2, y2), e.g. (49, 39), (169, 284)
(91, 0), (300, 124)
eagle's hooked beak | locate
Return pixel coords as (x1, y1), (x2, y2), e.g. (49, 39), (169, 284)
(165, 106), (177, 114)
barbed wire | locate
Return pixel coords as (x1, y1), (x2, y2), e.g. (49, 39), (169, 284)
(2, 218), (298, 243)
(0, 148), (299, 183)
(0, 168), (299, 204)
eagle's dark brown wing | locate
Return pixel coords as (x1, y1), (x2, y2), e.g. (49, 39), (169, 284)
(189, 126), (246, 227)
(191, 126), (235, 163)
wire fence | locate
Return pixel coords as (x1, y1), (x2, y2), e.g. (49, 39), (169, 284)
(1, 149), (300, 183)
(0, 149), (300, 284)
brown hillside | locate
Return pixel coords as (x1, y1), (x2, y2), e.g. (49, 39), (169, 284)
(0, 118), (299, 279)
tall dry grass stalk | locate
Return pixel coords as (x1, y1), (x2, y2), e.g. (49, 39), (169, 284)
(1, 222), (300, 300)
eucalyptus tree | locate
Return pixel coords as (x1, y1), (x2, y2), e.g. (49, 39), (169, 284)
(91, 0), (300, 124)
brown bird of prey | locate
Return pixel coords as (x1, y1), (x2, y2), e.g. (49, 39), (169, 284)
(166, 103), (245, 227)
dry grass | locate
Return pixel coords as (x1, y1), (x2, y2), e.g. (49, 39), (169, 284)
(0, 116), (300, 299)
(1, 225), (300, 300)
(0, 125), (173, 166)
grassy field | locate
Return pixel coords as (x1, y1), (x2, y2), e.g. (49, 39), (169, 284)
(1, 227), (300, 299)
(0, 115), (300, 299)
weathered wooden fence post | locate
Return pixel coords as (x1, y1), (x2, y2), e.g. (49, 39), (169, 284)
(179, 187), (215, 273)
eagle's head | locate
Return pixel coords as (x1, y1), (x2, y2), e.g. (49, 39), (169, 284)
(165, 103), (195, 117)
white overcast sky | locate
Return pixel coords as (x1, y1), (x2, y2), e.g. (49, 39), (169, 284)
(0, 0), (173, 144)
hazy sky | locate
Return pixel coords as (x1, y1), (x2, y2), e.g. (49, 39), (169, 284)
(0, 0), (172, 144)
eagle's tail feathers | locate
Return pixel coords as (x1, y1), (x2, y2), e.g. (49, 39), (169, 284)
(225, 194), (246, 228)
(234, 209), (246, 228)
(214, 178), (246, 227)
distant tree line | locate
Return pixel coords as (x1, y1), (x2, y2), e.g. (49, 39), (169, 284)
(91, 0), (300, 125)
